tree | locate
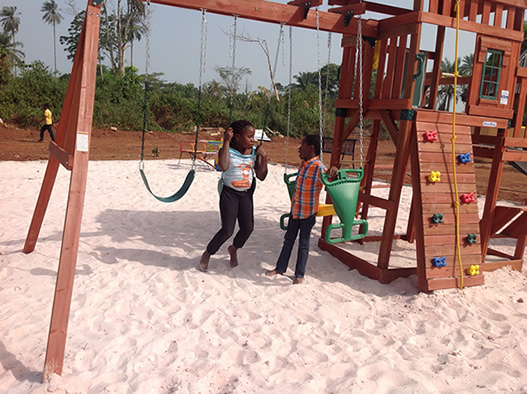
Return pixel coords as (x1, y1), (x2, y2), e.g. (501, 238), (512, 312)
(0, 6), (21, 76)
(60, 1), (146, 76)
(0, 30), (23, 78)
(41, 0), (64, 75)
(59, 11), (84, 62)
(216, 66), (252, 101)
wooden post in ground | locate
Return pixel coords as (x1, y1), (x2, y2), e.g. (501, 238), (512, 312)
(39, 2), (101, 381)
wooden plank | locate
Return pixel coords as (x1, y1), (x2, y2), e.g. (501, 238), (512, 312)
(467, 105), (514, 119)
(503, 150), (527, 161)
(374, 39), (388, 98)
(393, 35), (408, 99)
(150, 0), (379, 36)
(426, 25), (445, 109)
(429, 0), (439, 13)
(381, 37), (398, 99)
(494, 3), (503, 27)
(491, 206), (525, 234)
(500, 213), (527, 238)
(417, 141), (474, 153)
(425, 274), (484, 291)
(441, 0), (453, 16)
(288, 0), (322, 6)
(415, 110), (510, 128)
(418, 151), (476, 163)
(513, 79), (527, 136)
(481, 0), (491, 25)
(422, 212), (480, 223)
(418, 161), (476, 173)
(49, 141), (74, 171)
(367, 98), (412, 109)
(424, 233), (483, 246)
(423, 222), (480, 236)
(425, 261), (486, 279)
(420, 11), (523, 41)
(422, 203), (476, 214)
(420, 172), (477, 184)
(473, 146), (495, 159)
(481, 259), (523, 271)
(425, 244), (482, 257)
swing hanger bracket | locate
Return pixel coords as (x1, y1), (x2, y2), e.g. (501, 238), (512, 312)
(304, 2), (311, 19)
(344, 10), (354, 27)
(288, 0), (322, 20)
(91, 0), (104, 6)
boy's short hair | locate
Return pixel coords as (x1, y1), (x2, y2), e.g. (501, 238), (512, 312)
(303, 134), (321, 156)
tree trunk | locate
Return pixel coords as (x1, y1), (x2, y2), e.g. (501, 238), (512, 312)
(53, 22), (57, 75)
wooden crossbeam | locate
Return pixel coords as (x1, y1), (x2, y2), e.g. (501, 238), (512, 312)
(146, 0), (378, 36)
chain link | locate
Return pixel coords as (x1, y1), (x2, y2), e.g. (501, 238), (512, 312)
(316, 8), (323, 163)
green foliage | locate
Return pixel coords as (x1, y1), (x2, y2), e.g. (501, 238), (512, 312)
(0, 59), (345, 138)
(0, 60), (66, 127)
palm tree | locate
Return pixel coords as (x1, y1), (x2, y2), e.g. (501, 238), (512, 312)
(438, 57), (462, 111)
(41, 0), (63, 75)
(0, 31), (24, 68)
(0, 6), (21, 76)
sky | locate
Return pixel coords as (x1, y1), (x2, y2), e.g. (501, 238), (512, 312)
(4, 0), (479, 89)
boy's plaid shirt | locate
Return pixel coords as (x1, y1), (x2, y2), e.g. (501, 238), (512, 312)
(291, 156), (324, 219)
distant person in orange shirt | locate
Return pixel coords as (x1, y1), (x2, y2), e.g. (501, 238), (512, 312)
(266, 135), (337, 284)
(38, 103), (55, 142)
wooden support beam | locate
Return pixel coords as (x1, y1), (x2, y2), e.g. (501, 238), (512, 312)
(23, 3), (89, 255)
(479, 133), (506, 261)
(147, 0), (378, 36)
(49, 141), (74, 170)
(42, 2), (101, 381)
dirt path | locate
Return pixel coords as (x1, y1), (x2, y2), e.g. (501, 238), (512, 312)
(1, 125), (525, 202)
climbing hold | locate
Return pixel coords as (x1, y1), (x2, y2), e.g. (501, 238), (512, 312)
(431, 213), (444, 224)
(460, 192), (476, 203)
(428, 171), (441, 183)
(432, 256), (447, 267)
(465, 233), (477, 244)
(458, 152), (471, 163)
(467, 265), (480, 276)
(424, 130), (438, 142)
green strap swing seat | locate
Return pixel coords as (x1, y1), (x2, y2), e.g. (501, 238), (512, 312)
(138, 6), (207, 203)
(320, 168), (368, 244)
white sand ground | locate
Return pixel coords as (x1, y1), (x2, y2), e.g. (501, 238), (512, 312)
(0, 160), (526, 393)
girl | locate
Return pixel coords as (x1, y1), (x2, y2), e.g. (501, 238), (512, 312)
(199, 120), (268, 272)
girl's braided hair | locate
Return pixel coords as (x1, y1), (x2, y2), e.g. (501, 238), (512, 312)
(229, 120), (253, 136)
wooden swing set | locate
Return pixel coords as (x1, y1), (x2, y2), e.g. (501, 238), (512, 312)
(23, 0), (527, 381)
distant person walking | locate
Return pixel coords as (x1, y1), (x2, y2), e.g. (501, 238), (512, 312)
(38, 104), (55, 142)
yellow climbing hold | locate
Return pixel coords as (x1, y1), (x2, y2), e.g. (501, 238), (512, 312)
(467, 265), (480, 276)
(428, 171), (441, 183)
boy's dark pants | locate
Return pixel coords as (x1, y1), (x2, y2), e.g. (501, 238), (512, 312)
(275, 213), (316, 278)
(40, 125), (55, 141)
(206, 184), (255, 255)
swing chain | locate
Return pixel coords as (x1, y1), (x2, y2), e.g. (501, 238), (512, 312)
(353, 13), (364, 169)
(285, 25), (293, 171)
(315, 8), (324, 163)
(193, 8), (208, 170)
(229, 15), (238, 124)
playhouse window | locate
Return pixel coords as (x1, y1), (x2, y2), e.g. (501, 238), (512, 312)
(479, 49), (503, 100)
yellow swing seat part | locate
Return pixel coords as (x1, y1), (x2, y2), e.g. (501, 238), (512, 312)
(321, 168), (368, 244)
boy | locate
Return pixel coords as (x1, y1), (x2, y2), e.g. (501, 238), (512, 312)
(265, 134), (337, 284)
(38, 103), (55, 142)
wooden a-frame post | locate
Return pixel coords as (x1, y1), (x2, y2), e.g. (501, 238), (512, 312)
(23, 1), (102, 381)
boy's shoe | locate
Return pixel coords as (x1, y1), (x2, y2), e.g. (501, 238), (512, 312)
(265, 269), (279, 277)
(37, 139), (43, 142)
(293, 277), (304, 285)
